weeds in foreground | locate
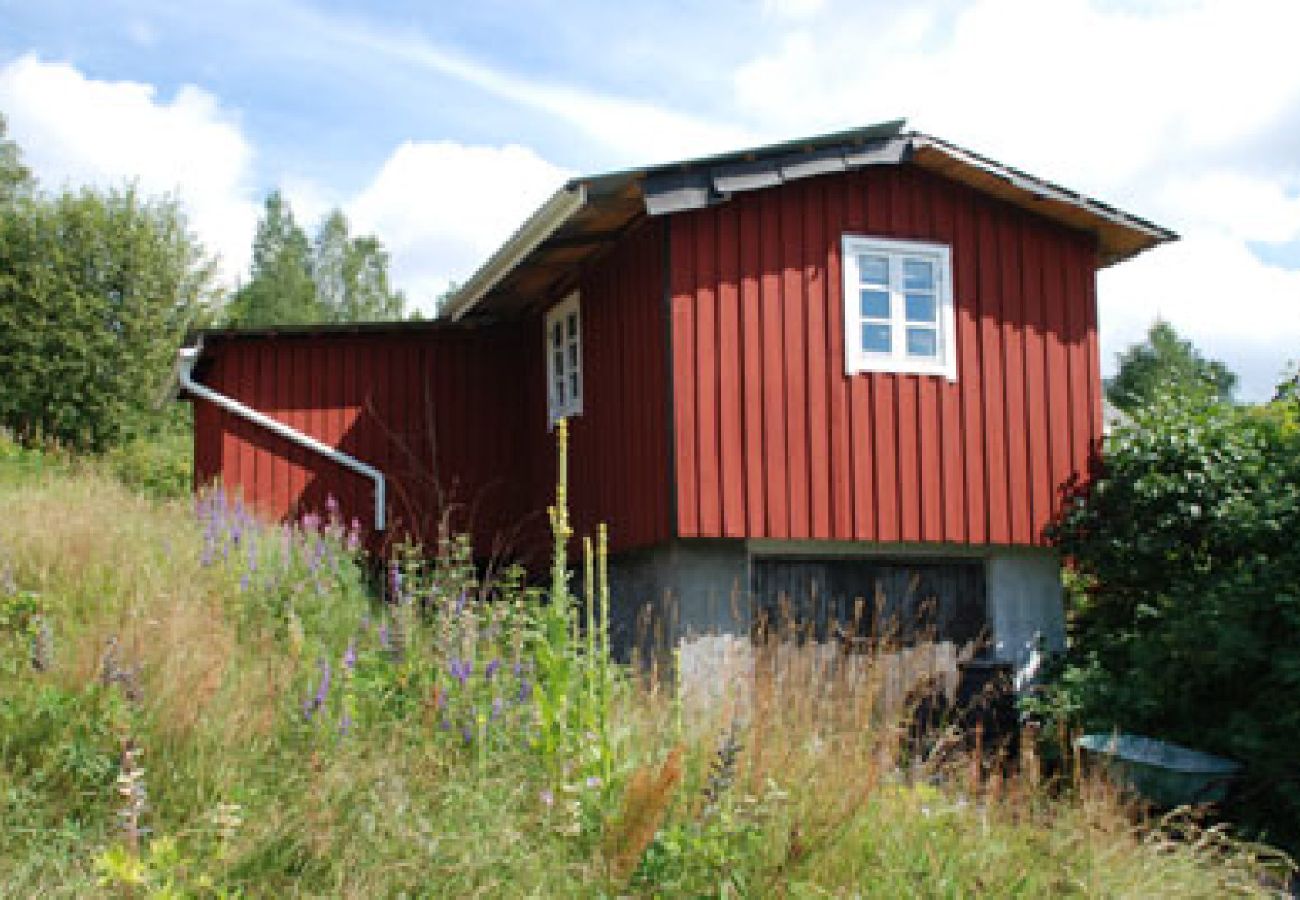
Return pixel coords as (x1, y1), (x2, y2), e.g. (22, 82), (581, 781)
(0, 432), (1293, 897)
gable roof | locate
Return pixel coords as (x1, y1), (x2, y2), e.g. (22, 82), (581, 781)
(443, 119), (1176, 322)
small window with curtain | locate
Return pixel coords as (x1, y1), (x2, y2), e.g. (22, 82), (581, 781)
(545, 292), (582, 423)
(841, 235), (957, 380)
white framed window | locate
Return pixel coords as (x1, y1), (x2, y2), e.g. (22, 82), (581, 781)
(545, 291), (583, 423)
(841, 235), (957, 381)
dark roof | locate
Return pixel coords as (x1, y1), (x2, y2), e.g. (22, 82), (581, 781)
(443, 119), (1177, 322)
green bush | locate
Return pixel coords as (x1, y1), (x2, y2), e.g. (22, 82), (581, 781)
(1048, 387), (1300, 850)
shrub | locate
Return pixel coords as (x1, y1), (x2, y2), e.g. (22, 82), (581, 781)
(1048, 387), (1300, 850)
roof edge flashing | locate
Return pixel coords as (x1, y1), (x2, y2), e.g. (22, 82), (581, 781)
(443, 183), (587, 322)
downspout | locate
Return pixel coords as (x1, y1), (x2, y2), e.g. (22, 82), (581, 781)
(175, 343), (386, 531)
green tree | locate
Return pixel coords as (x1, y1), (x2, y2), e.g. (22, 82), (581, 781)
(1047, 387), (1300, 850)
(0, 113), (32, 204)
(0, 186), (216, 450)
(312, 209), (405, 322)
(223, 191), (321, 327)
(1105, 318), (1237, 411)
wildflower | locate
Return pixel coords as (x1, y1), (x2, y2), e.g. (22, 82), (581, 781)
(339, 712), (352, 736)
(346, 519), (362, 553)
(585, 776), (602, 790)
(454, 590), (467, 615)
(439, 718), (451, 731)
(461, 724), (474, 745)
(378, 622), (391, 651)
(540, 789), (555, 808)
(518, 678), (532, 703)
(484, 658), (501, 681)
(491, 697), (504, 720)
(449, 658), (472, 687)
(388, 563), (403, 602)
(301, 511), (321, 532)
(304, 658), (332, 720)
(239, 573), (250, 593)
(342, 640), (357, 672)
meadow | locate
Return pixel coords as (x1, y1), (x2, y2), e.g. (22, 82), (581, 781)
(0, 433), (1292, 897)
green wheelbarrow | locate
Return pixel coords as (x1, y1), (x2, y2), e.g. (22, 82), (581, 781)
(1075, 733), (1242, 807)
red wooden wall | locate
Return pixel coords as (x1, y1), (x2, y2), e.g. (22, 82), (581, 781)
(191, 218), (672, 561)
(191, 325), (539, 558)
(668, 165), (1102, 547)
(521, 219), (673, 553)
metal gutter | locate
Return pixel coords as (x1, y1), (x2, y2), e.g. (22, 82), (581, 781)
(173, 342), (386, 531)
(442, 183), (587, 322)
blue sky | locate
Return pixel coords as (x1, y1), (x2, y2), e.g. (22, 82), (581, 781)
(2, 0), (1298, 399)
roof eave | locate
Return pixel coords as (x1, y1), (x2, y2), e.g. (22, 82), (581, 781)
(443, 183), (587, 322)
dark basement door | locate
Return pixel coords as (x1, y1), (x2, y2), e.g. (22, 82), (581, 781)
(750, 556), (987, 649)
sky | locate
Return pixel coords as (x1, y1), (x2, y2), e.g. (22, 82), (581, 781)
(1, 0), (1297, 399)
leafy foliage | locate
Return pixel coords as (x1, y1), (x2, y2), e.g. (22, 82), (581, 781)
(1106, 318), (1237, 411)
(1048, 385), (1300, 849)
(0, 185), (215, 451)
(0, 113), (31, 205)
(223, 193), (405, 327)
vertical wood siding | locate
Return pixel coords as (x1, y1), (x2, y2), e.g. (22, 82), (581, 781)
(669, 166), (1102, 547)
(521, 219), (673, 555)
(192, 326), (536, 557)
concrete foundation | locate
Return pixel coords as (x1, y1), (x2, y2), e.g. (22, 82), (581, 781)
(604, 539), (1065, 693)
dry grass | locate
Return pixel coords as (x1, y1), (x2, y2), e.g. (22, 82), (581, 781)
(0, 465), (1292, 897)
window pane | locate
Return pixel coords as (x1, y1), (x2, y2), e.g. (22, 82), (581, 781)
(553, 350), (564, 377)
(569, 371), (580, 401)
(860, 289), (890, 320)
(567, 342), (578, 367)
(903, 258), (934, 291)
(905, 293), (936, 323)
(567, 312), (578, 339)
(552, 322), (562, 347)
(906, 327), (938, 358)
(554, 378), (566, 405)
(861, 322), (891, 354)
(858, 254), (889, 286)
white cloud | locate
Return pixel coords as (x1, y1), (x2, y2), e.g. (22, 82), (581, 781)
(0, 54), (258, 281)
(346, 141), (574, 312)
(281, 3), (756, 164)
(727, 0), (1300, 398)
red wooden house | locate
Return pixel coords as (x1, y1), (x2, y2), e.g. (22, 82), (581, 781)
(176, 120), (1173, 673)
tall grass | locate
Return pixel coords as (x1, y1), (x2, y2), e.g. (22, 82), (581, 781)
(0, 434), (1292, 896)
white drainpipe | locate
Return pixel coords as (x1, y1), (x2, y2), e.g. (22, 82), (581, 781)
(175, 343), (386, 531)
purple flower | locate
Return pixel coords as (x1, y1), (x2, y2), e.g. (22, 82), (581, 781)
(540, 789), (554, 807)
(461, 724), (474, 744)
(585, 776), (602, 790)
(439, 718), (451, 731)
(484, 658), (501, 681)
(342, 640), (357, 672)
(346, 519), (362, 553)
(518, 678), (532, 703)
(378, 623), (391, 650)
(339, 712), (352, 735)
(491, 697), (504, 720)
(449, 658), (472, 687)
(454, 590), (467, 615)
(314, 658), (332, 709)
(239, 573), (249, 593)
(301, 511), (321, 532)
(388, 563), (403, 601)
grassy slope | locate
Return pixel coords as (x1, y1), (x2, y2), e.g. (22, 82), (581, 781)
(0, 459), (1290, 897)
